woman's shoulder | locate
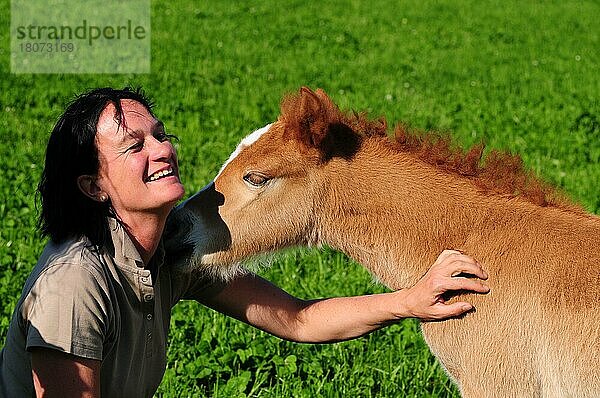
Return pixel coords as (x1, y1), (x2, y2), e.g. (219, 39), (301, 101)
(26, 236), (110, 293)
(13, 236), (117, 362)
(42, 235), (105, 267)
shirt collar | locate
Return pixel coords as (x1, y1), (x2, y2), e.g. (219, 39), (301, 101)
(106, 217), (166, 271)
(107, 217), (145, 268)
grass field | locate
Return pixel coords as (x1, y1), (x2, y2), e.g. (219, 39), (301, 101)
(1, 1), (598, 396)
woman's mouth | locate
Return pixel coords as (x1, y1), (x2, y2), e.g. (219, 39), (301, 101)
(146, 167), (175, 182)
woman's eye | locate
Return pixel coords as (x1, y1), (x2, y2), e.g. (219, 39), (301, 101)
(155, 132), (169, 142)
(155, 132), (178, 143)
(129, 141), (143, 151)
(243, 173), (269, 187)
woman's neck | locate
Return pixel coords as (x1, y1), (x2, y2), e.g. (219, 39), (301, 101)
(119, 209), (170, 265)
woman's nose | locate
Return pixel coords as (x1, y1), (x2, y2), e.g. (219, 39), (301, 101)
(149, 136), (173, 160)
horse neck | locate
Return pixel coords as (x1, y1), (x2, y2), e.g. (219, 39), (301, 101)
(314, 138), (487, 289)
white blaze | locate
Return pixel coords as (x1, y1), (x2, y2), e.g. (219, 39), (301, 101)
(215, 123), (273, 179)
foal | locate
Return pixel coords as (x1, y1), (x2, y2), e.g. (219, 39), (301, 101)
(168, 87), (600, 397)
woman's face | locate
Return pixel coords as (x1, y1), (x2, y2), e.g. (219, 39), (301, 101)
(94, 100), (185, 221)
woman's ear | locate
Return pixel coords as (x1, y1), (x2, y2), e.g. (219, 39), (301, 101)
(77, 175), (109, 203)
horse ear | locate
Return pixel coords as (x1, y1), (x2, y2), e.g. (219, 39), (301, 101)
(297, 86), (331, 148)
(280, 87), (341, 151)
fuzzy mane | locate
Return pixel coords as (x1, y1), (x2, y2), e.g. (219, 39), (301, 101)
(281, 88), (580, 212)
(390, 125), (579, 211)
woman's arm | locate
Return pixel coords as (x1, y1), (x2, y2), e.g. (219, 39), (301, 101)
(198, 250), (489, 343)
(31, 348), (101, 398)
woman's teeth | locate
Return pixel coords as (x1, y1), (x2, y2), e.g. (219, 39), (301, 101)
(148, 168), (173, 182)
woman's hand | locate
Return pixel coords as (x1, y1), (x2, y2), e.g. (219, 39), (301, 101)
(398, 250), (489, 321)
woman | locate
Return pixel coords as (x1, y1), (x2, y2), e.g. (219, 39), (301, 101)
(0, 87), (489, 397)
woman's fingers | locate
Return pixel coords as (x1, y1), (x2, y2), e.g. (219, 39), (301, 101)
(433, 250), (488, 280)
(439, 276), (490, 295)
(431, 254), (490, 294)
(433, 249), (463, 265)
(404, 250), (490, 321)
(433, 301), (474, 319)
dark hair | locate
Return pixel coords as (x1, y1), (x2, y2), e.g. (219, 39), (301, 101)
(38, 87), (155, 245)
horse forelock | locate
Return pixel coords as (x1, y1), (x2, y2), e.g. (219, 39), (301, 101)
(216, 123), (273, 178)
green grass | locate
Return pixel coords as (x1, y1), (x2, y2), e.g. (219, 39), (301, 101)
(1, 0), (598, 396)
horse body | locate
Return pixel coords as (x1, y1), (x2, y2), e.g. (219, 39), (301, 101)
(313, 137), (600, 397)
(168, 87), (600, 397)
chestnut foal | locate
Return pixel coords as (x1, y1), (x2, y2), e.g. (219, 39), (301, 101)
(168, 87), (600, 397)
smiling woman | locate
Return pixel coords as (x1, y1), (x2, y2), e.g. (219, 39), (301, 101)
(37, 88), (162, 246)
(0, 87), (489, 398)
(76, 99), (185, 262)
(0, 87), (198, 397)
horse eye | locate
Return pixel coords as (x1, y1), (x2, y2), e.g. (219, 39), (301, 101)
(243, 172), (269, 187)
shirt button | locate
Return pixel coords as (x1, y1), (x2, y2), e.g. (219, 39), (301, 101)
(146, 314), (153, 321)
(140, 276), (149, 283)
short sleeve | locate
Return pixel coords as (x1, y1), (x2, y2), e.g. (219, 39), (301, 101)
(21, 262), (111, 361)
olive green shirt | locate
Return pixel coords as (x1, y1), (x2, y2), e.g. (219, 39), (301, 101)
(0, 218), (222, 397)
